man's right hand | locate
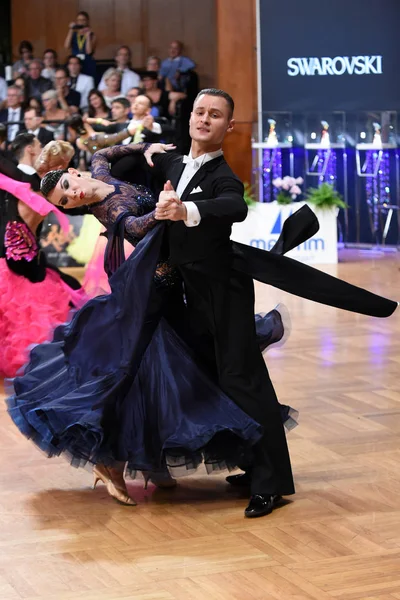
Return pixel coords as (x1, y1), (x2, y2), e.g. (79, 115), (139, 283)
(144, 143), (176, 167)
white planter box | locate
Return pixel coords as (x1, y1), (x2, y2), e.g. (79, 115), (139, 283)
(231, 201), (338, 264)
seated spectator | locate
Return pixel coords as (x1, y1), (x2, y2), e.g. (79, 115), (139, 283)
(146, 55), (164, 88)
(54, 67), (80, 114)
(84, 89), (110, 120)
(42, 89), (68, 139)
(26, 60), (53, 100)
(23, 107), (54, 146)
(99, 46), (140, 95)
(64, 10), (97, 78)
(28, 96), (44, 115)
(126, 87), (141, 103)
(14, 76), (29, 109)
(0, 123), (7, 151)
(66, 113), (135, 155)
(11, 132), (42, 176)
(42, 49), (58, 83)
(87, 97), (130, 136)
(99, 68), (124, 107)
(141, 71), (185, 118)
(160, 41), (195, 91)
(0, 86), (25, 142)
(0, 76), (7, 110)
(13, 40), (34, 78)
(128, 95), (162, 143)
(66, 55), (94, 111)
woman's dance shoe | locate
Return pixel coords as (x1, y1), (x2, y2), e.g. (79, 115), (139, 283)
(93, 464), (137, 505)
(142, 470), (177, 490)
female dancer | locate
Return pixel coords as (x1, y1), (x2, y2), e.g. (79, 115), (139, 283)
(0, 150), (88, 378)
(7, 142), (297, 506)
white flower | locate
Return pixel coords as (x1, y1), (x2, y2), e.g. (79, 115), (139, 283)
(290, 185), (302, 196)
(295, 177), (304, 185)
(282, 182), (290, 190)
(272, 177), (283, 188)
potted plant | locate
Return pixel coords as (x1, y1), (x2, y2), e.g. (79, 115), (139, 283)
(243, 182), (257, 207)
(305, 182), (347, 210)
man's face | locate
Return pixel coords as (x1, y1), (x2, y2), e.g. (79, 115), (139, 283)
(44, 52), (56, 68)
(55, 71), (68, 89)
(169, 42), (181, 59)
(7, 89), (22, 109)
(48, 170), (95, 209)
(189, 94), (234, 146)
(24, 110), (42, 132)
(28, 62), (42, 80)
(147, 58), (160, 72)
(116, 48), (130, 68)
(132, 95), (150, 118)
(68, 58), (81, 77)
(29, 137), (42, 160)
(142, 77), (156, 91)
(111, 102), (129, 122)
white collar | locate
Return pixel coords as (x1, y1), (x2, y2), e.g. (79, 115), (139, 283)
(28, 128), (40, 137)
(183, 149), (223, 168)
(17, 163), (37, 175)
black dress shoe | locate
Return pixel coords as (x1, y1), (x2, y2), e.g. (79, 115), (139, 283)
(226, 472), (252, 487)
(244, 494), (282, 518)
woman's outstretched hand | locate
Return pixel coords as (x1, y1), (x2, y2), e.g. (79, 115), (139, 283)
(144, 143), (176, 167)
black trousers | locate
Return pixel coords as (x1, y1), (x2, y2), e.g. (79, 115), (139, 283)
(179, 265), (295, 496)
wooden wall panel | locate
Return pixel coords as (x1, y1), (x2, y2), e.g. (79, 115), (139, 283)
(113, 0), (145, 67)
(78, 0), (116, 59)
(181, 0), (216, 91)
(45, 0), (78, 62)
(216, 0), (257, 182)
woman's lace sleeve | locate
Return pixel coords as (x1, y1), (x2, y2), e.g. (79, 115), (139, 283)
(91, 144), (151, 184)
(124, 211), (158, 245)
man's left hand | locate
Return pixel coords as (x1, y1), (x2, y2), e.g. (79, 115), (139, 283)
(155, 198), (187, 221)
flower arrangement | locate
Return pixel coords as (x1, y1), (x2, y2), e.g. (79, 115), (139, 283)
(272, 175), (304, 205)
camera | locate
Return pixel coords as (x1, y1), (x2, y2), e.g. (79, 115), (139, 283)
(73, 24), (85, 30)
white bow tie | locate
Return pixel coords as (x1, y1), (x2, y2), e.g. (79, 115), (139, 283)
(183, 155), (203, 169)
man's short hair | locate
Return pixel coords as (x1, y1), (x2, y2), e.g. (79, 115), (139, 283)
(67, 55), (83, 67)
(11, 133), (36, 161)
(25, 106), (42, 118)
(111, 97), (130, 110)
(194, 88), (235, 119)
(55, 67), (69, 78)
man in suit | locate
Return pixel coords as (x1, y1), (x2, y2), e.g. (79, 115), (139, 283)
(0, 86), (25, 143)
(23, 107), (54, 146)
(11, 132), (42, 185)
(26, 60), (53, 100)
(150, 88), (295, 518)
(66, 55), (94, 111)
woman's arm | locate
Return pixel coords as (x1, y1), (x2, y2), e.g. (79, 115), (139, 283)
(85, 31), (96, 55)
(124, 211), (158, 244)
(64, 24), (74, 50)
(91, 143), (174, 183)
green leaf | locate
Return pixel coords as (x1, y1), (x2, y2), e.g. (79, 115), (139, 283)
(305, 183), (348, 209)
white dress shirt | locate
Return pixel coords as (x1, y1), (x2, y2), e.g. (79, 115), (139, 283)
(176, 149), (223, 227)
(7, 106), (22, 142)
(73, 73), (95, 110)
(98, 68), (141, 96)
(17, 163), (37, 175)
(0, 77), (7, 104)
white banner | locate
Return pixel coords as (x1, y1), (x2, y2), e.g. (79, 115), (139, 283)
(231, 201), (338, 264)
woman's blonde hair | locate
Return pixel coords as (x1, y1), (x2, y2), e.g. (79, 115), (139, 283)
(35, 140), (75, 177)
(42, 89), (58, 103)
(103, 68), (122, 83)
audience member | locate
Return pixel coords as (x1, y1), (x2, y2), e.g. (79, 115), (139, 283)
(28, 96), (44, 114)
(54, 68), (80, 114)
(13, 76), (29, 109)
(42, 49), (58, 82)
(147, 55), (161, 74)
(64, 11), (97, 78)
(160, 40), (195, 91)
(0, 86), (25, 142)
(0, 124), (7, 151)
(66, 55), (94, 110)
(99, 68), (124, 107)
(66, 113), (135, 156)
(141, 70), (185, 118)
(87, 97), (131, 133)
(42, 89), (68, 139)
(26, 60), (53, 100)
(23, 107), (54, 146)
(126, 87), (141, 103)
(128, 94), (162, 142)
(85, 89), (110, 119)
(12, 41), (34, 78)
(99, 45), (140, 95)
(11, 132), (42, 176)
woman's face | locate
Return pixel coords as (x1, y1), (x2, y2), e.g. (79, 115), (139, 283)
(47, 169), (96, 209)
(44, 52), (56, 68)
(76, 14), (89, 27)
(90, 94), (102, 109)
(15, 78), (25, 90)
(147, 58), (160, 72)
(107, 75), (120, 92)
(43, 96), (56, 111)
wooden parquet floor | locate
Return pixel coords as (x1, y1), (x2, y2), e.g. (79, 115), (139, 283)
(0, 249), (399, 600)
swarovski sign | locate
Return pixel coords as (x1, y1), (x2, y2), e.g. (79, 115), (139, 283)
(287, 55), (383, 76)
